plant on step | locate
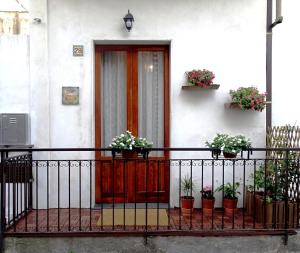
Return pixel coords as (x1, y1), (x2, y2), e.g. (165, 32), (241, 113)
(215, 182), (241, 199)
(109, 130), (153, 151)
(181, 175), (196, 197)
(181, 175), (196, 216)
(185, 69), (215, 87)
(216, 182), (241, 215)
(201, 185), (214, 199)
(229, 87), (266, 111)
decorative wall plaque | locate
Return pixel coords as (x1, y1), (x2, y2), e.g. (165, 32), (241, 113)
(73, 45), (84, 56)
(62, 87), (79, 105)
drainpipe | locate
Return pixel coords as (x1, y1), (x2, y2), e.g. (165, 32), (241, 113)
(266, 0), (283, 129)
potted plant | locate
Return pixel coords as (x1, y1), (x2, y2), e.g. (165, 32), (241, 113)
(109, 130), (153, 158)
(206, 133), (228, 156)
(206, 134), (251, 158)
(216, 182), (240, 215)
(185, 69), (215, 87)
(222, 135), (251, 158)
(181, 175), (196, 217)
(229, 87), (266, 112)
(200, 185), (215, 215)
(246, 156), (298, 226)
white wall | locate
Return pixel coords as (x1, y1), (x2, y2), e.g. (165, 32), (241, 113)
(0, 35), (30, 113)
(273, 0), (300, 126)
(26, 0), (267, 208)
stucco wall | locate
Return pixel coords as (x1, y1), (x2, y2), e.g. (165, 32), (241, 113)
(27, 0), (266, 206)
(26, 0), (268, 208)
(272, 0), (300, 126)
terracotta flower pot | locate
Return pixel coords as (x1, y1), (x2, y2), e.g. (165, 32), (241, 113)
(223, 198), (238, 215)
(223, 151), (237, 159)
(181, 196), (194, 217)
(202, 198), (215, 215)
(121, 150), (138, 159)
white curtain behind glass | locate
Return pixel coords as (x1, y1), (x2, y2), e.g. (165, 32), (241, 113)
(0, 35), (29, 112)
(138, 52), (164, 156)
(101, 51), (127, 153)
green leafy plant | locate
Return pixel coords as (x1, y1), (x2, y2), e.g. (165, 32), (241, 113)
(181, 175), (196, 197)
(215, 182), (241, 199)
(247, 153), (299, 201)
(109, 130), (153, 150)
(186, 69), (215, 87)
(229, 87), (266, 112)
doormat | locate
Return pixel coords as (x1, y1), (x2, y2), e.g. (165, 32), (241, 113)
(96, 209), (168, 226)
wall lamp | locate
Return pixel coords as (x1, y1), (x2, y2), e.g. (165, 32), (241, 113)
(123, 10), (134, 32)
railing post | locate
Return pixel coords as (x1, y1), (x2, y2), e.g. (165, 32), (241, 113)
(284, 149), (290, 245)
(0, 151), (7, 253)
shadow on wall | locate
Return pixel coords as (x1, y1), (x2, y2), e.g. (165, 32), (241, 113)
(220, 107), (265, 130)
(179, 89), (219, 105)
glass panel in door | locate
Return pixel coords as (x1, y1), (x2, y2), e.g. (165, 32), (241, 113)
(138, 51), (164, 157)
(101, 51), (127, 155)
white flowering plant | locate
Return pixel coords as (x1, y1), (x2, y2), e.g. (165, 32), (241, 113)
(206, 134), (229, 149)
(109, 130), (153, 151)
(223, 135), (251, 154)
(206, 134), (251, 155)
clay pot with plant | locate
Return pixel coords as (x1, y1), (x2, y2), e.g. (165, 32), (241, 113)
(216, 182), (241, 215)
(181, 175), (196, 217)
(200, 185), (215, 215)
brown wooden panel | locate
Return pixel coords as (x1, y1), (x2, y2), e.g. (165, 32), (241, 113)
(95, 45), (170, 203)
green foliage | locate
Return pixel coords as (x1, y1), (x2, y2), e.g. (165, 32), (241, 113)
(247, 152), (299, 201)
(230, 87), (266, 111)
(215, 182), (241, 199)
(181, 175), (196, 197)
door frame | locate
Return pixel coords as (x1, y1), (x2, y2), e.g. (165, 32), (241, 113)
(94, 44), (170, 203)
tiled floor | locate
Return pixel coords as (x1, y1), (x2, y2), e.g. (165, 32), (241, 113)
(6, 208), (277, 233)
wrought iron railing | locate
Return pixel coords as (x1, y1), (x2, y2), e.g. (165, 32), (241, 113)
(0, 147), (299, 245)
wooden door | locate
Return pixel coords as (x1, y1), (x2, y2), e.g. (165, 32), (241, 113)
(95, 45), (170, 203)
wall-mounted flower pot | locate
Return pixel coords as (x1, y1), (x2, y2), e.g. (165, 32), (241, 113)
(121, 150), (138, 159)
(182, 84), (220, 90)
(223, 198), (238, 215)
(223, 151), (237, 159)
(181, 196), (195, 217)
(202, 198), (215, 215)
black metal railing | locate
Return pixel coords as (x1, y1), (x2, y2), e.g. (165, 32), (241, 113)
(0, 147), (299, 242)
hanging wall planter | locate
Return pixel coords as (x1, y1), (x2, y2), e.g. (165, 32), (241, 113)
(225, 87), (267, 111)
(183, 69), (219, 90)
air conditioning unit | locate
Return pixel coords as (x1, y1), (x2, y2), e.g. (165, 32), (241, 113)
(0, 113), (30, 145)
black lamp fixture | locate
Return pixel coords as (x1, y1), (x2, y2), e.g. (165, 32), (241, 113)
(123, 10), (134, 32)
